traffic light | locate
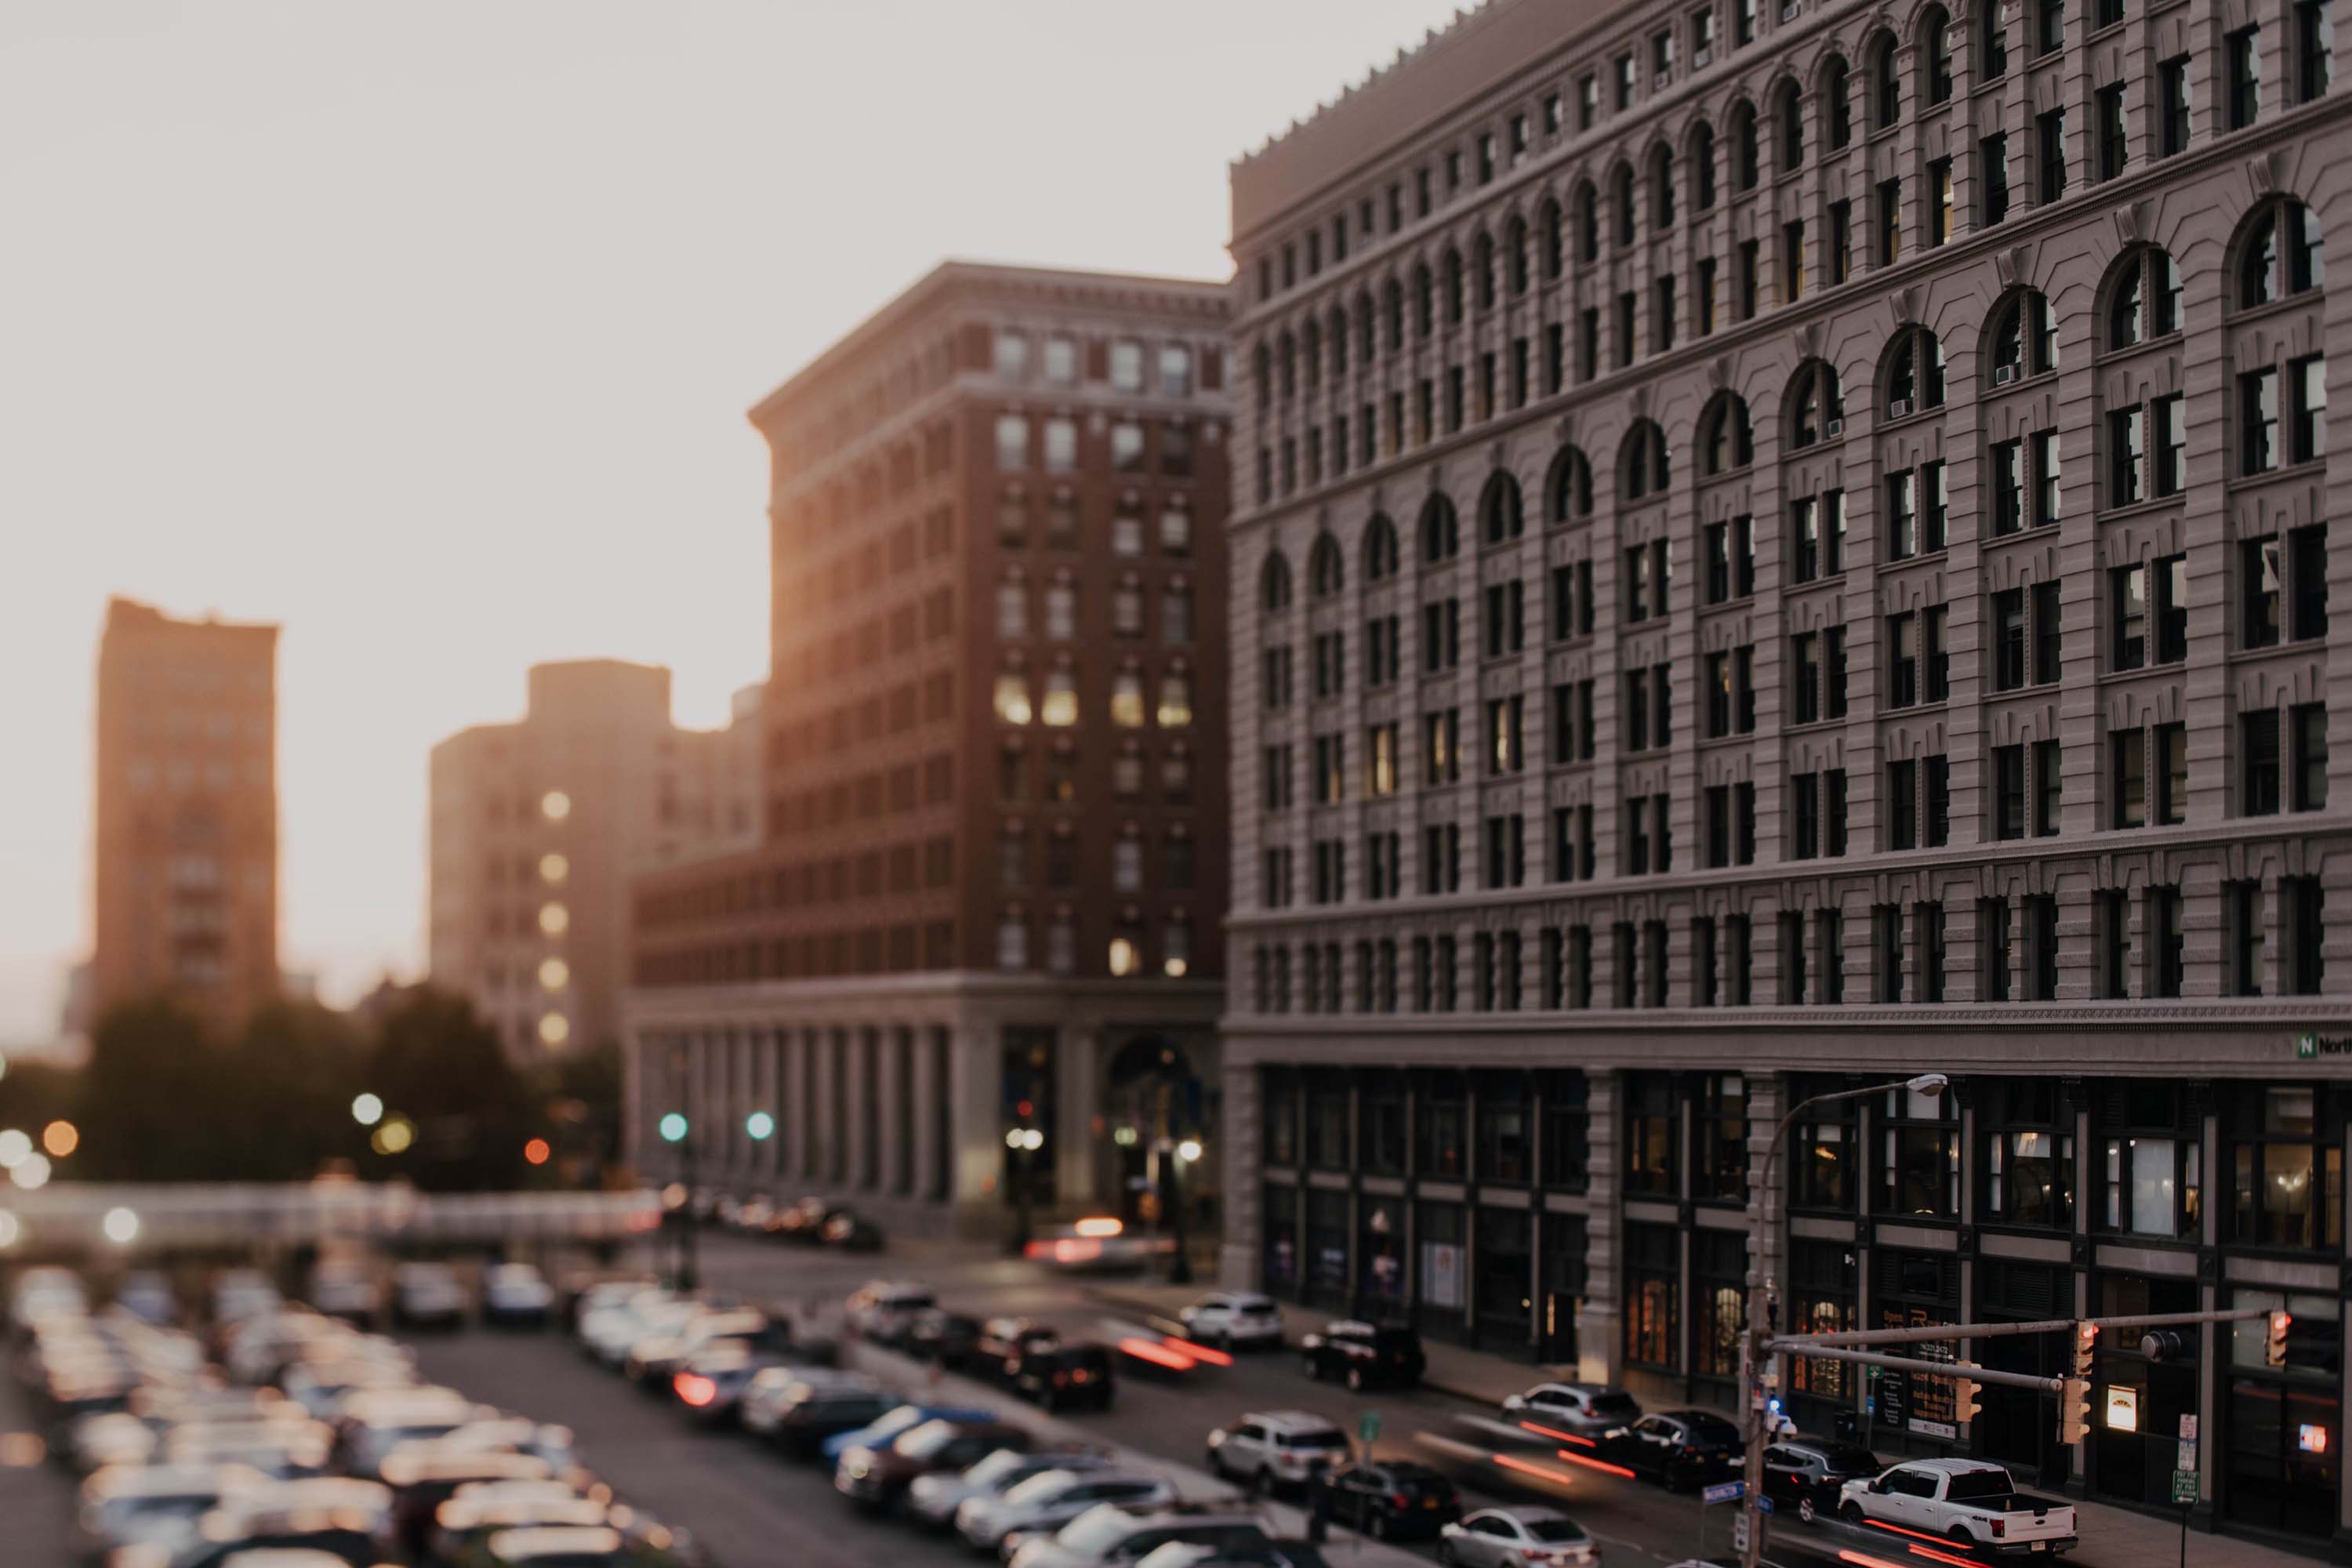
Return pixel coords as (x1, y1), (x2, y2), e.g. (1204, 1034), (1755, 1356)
(1955, 1375), (1982, 1425)
(2140, 1329), (2194, 1363)
(2058, 1376), (2092, 1445)
(2071, 1320), (2099, 1377)
(2285, 1312), (2344, 1374)
(2268, 1310), (2292, 1367)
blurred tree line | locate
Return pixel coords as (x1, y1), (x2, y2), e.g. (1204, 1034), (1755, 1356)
(0, 986), (626, 1191)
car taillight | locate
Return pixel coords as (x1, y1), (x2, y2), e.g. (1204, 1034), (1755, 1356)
(1392, 1492), (1410, 1508)
(1991, 1519), (2006, 1537)
(673, 1374), (716, 1407)
(1072, 1369), (1091, 1384)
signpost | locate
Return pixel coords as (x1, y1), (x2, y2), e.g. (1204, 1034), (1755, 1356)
(1358, 1407), (1380, 1465)
(2175, 1414), (2200, 1568)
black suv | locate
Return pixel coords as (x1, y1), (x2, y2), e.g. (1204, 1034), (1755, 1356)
(1006, 1341), (1116, 1412)
(1762, 1436), (1883, 1523)
(1299, 1320), (1425, 1390)
(1607, 1410), (1745, 1491)
(1311, 1460), (1461, 1541)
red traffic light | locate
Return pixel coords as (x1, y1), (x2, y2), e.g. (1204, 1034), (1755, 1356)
(524, 1138), (551, 1166)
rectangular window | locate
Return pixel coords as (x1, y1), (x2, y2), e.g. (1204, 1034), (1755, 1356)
(2294, 702), (2331, 810)
(2292, 354), (2328, 464)
(2038, 107), (2068, 202)
(2230, 27), (2263, 129)
(2109, 405), (2145, 506)
(1793, 771), (1820, 858)
(1982, 898), (2014, 1000)
(2114, 563), (2149, 670)
(1922, 461), (1948, 551)
(2097, 83), (2128, 180)
(2031, 580), (2062, 685)
(1877, 178), (1902, 266)
(1829, 200), (1853, 285)
(2156, 723), (2187, 824)
(1697, 255), (1719, 336)
(1994, 588), (2027, 690)
(2154, 394), (2187, 495)
(2302, 0), (2335, 100)
(1983, 132), (2011, 224)
(2160, 55), (2192, 155)
(2245, 535), (2283, 648)
(1783, 220), (1806, 302)
(1889, 758), (1919, 850)
(1887, 470), (1918, 560)
(2156, 552), (2189, 662)
(2114, 727), (2147, 828)
(1737, 238), (1761, 319)
(1929, 158), (1954, 245)
(2034, 737), (2063, 836)
(1995, 744), (2027, 840)
(1991, 438), (2024, 535)
(2038, 0), (2065, 52)
(2245, 708), (2282, 815)
(2292, 524), (2329, 639)
(2288, 876), (2328, 992)
(2031, 430), (2060, 524)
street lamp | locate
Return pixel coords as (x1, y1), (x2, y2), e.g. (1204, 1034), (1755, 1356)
(660, 1109), (696, 1291)
(1006, 1127), (1043, 1254)
(350, 1093), (383, 1127)
(1737, 1071), (1947, 1568)
(1167, 1138), (1204, 1285)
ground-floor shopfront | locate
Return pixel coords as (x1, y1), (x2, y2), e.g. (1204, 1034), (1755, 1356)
(622, 972), (1224, 1240)
(1223, 1018), (2352, 1558)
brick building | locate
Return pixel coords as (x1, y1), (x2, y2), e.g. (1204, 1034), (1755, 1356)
(90, 597), (280, 1034)
(1223, 0), (2352, 1551)
(625, 262), (1234, 1239)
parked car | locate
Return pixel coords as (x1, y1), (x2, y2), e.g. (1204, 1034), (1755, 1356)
(390, 1264), (467, 1330)
(71, 1461), (266, 1560)
(1761, 1436), (1883, 1524)
(844, 1281), (936, 1345)
(904, 1309), (985, 1370)
(1205, 1410), (1349, 1495)
(972, 1316), (1064, 1381)
(1604, 1410), (1744, 1492)
(307, 1266), (382, 1329)
(1176, 1294), (1283, 1352)
(820, 1210), (886, 1251)
(834, 1416), (1033, 1511)
(818, 1400), (996, 1465)
(906, 1446), (1116, 1531)
(1838, 1457), (2079, 1554)
(956, 1468), (1176, 1552)
(111, 1272), (180, 1327)
(1498, 1383), (1642, 1440)
(1135, 1546), (1330, 1568)
(740, 1374), (894, 1458)
(481, 1265), (554, 1328)
(670, 1343), (789, 1425)
(1436, 1505), (1599, 1566)
(1297, 1321), (1424, 1390)
(1006, 1503), (1272, 1568)
(1308, 1460), (1461, 1541)
(1007, 1342), (1116, 1413)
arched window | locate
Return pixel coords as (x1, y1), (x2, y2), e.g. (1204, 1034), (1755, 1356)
(1870, 35), (1900, 127)
(1787, 359), (1846, 448)
(1253, 342), (1270, 405)
(1363, 514), (1401, 581)
(1824, 55), (1852, 150)
(1574, 182), (1601, 263)
(1690, 120), (1719, 209)
(1413, 263), (1435, 336)
(1650, 144), (1677, 230)
(1882, 325), (1947, 416)
(1921, 5), (1954, 105)
(1622, 419), (1672, 501)
(2238, 198), (2325, 308)
(1385, 278), (1406, 350)
(1276, 331), (1296, 399)
(2106, 245), (2183, 349)
(1261, 552), (1293, 613)
(1613, 163), (1637, 247)
(1730, 101), (1762, 191)
(1987, 288), (2059, 383)
(1547, 445), (1595, 521)
(1472, 231), (1497, 311)
(1419, 493), (1461, 564)
(1327, 306), (1347, 377)
(1356, 293), (1377, 365)
(1479, 471), (1526, 545)
(1308, 535), (1345, 598)
(1699, 391), (1754, 474)
(1504, 213), (1530, 294)
(1775, 82), (1805, 171)
(1443, 248), (1465, 323)
(1980, 0), (2009, 82)
(1539, 198), (1566, 279)
(1300, 318), (1321, 390)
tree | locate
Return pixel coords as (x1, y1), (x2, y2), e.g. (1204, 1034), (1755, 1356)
(78, 999), (227, 1180)
(363, 988), (531, 1191)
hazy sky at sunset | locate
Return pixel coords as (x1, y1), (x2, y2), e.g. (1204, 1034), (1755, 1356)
(0, 0), (1472, 1044)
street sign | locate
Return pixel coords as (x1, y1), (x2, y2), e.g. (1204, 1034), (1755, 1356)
(1359, 1410), (1381, 1444)
(1733, 1512), (1753, 1553)
(2172, 1471), (2199, 1504)
(2180, 1414), (2199, 1441)
(1704, 1480), (1746, 1504)
(1756, 1494), (1775, 1515)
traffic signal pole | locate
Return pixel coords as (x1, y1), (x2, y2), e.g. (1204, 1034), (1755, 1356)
(1764, 1304), (2274, 1351)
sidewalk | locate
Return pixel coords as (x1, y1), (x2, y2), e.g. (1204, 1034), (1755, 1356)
(1079, 1274), (2328, 1568)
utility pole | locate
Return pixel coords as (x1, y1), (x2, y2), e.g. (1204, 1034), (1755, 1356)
(1738, 1072), (1947, 1568)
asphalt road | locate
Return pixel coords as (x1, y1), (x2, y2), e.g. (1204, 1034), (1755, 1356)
(0, 1359), (77, 1566)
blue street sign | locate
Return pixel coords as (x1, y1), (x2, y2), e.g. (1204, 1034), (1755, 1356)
(1703, 1480), (1746, 1505)
(1757, 1494), (1775, 1515)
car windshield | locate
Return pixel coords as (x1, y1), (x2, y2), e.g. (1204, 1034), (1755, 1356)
(894, 1421), (962, 1460)
(1232, 1297), (1275, 1313)
(1003, 1469), (1085, 1506)
(961, 1449), (1029, 1488)
(1526, 1517), (1590, 1543)
(1943, 1468), (2015, 1502)
(1588, 1394), (1640, 1417)
(1280, 1430), (1348, 1449)
(1816, 1444), (1882, 1472)
(1052, 1505), (1141, 1551)
(864, 1407), (924, 1438)
(1681, 1414), (1740, 1446)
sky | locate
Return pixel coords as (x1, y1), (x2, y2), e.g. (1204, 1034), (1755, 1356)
(0, 0), (1475, 1045)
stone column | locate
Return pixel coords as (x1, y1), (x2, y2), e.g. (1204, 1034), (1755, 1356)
(950, 1018), (1008, 1239)
(1220, 1054), (1261, 1289)
(1057, 1024), (1102, 1210)
(1581, 1069), (1621, 1385)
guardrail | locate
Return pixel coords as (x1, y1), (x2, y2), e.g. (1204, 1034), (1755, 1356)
(0, 1181), (662, 1252)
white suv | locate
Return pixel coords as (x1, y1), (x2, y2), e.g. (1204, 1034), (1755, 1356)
(1177, 1294), (1283, 1352)
(1205, 1410), (1350, 1495)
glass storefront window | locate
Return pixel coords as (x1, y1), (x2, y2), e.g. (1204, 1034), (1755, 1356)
(1788, 1239), (1858, 1404)
(2093, 1082), (2201, 1240)
(1541, 1212), (1588, 1363)
(1980, 1080), (2074, 1230)
(1791, 1076), (1858, 1210)
(1360, 1200), (1407, 1316)
(1692, 1230), (1746, 1381)
(1477, 1073), (1531, 1184)
(1262, 1070), (1299, 1167)
(1306, 1188), (1351, 1305)
(1262, 1185), (1299, 1294)
(1873, 1250), (1961, 1439)
(1416, 1200), (1468, 1330)
(1695, 1074), (1748, 1203)
(1475, 1207), (1535, 1345)
(1539, 1070), (1591, 1192)
(1361, 1072), (1409, 1177)
(1881, 1083), (1960, 1218)
(2230, 1084), (2343, 1249)
(1624, 1221), (1679, 1370)
(1624, 1073), (1679, 1196)
(1305, 1073), (1350, 1170)
(1416, 1072), (1467, 1178)
(2226, 1290), (2343, 1539)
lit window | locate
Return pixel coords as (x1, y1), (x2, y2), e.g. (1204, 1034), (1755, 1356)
(1044, 418), (1078, 474)
(538, 1013), (570, 1046)
(538, 903), (569, 936)
(539, 853), (568, 884)
(1160, 343), (1195, 396)
(1109, 936), (1142, 976)
(1157, 673), (1195, 728)
(994, 332), (1029, 379)
(1111, 338), (1145, 390)
(1164, 922), (1192, 978)
(996, 415), (1029, 470)
(1114, 834), (1144, 892)
(1044, 334), (1078, 384)
(993, 673), (1033, 726)
(1111, 672), (1146, 728)
(538, 957), (569, 990)
(1112, 422), (1146, 473)
(540, 790), (571, 821)
(1042, 670), (1079, 727)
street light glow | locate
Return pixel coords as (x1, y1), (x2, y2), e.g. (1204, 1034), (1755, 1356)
(0, 1211), (18, 1249)
(12, 1153), (51, 1191)
(350, 1093), (384, 1127)
(659, 1112), (689, 1144)
(371, 1116), (416, 1156)
(744, 1111), (775, 1141)
(1177, 1138), (1203, 1163)
(524, 1137), (551, 1166)
(0, 1130), (28, 1169)
(1019, 1128), (1045, 1152)
(41, 1121), (78, 1159)
(101, 1207), (139, 1245)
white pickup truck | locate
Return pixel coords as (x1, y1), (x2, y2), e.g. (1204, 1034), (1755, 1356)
(1838, 1457), (2079, 1554)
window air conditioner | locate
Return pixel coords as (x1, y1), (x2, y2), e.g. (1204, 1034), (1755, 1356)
(1889, 397), (1915, 418)
(1993, 364), (2019, 385)
(1825, 417), (1845, 437)
(1694, 45), (1714, 66)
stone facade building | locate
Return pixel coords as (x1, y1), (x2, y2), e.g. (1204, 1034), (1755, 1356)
(1223, 0), (2352, 1549)
(623, 263), (1235, 1241)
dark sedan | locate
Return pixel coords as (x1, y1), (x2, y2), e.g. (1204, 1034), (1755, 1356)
(905, 1309), (985, 1370)
(1007, 1342), (1116, 1413)
(1762, 1436), (1884, 1523)
(1311, 1460), (1461, 1541)
(1605, 1410), (1744, 1492)
(1298, 1320), (1425, 1390)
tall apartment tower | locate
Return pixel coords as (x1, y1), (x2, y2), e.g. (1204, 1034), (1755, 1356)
(427, 661), (760, 1058)
(1224, 0), (2352, 1547)
(91, 597), (281, 1034)
(626, 261), (1233, 1239)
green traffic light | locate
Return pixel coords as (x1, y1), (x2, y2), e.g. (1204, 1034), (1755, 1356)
(745, 1111), (776, 1141)
(659, 1112), (688, 1143)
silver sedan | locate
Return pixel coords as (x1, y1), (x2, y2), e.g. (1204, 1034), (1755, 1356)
(1437, 1504), (1599, 1566)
